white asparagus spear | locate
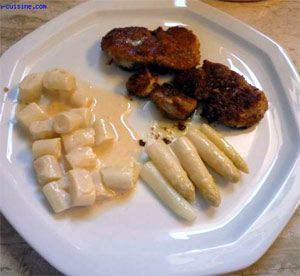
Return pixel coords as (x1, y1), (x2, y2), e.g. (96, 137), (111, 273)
(199, 123), (249, 173)
(187, 129), (240, 182)
(140, 162), (197, 222)
(172, 137), (221, 207)
(146, 140), (195, 202)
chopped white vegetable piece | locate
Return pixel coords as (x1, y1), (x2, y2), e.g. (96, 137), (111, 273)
(43, 68), (76, 99)
(29, 119), (55, 140)
(62, 128), (95, 153)
(66, 146), (98, 169)
(33, 155), (63, 185)
(140, 162), (197, 222)
(90, 170), (115, 200)
(93, 118), (115, 147)
(19, 73), (43, 103)
(71, 108), (93, 128)
(101, 161), (140, 191)
(69, 91), (91, 107)
(187, 129), (241, 182)
(146, 140), (195, 202)
(172, 136), (221, 207)
(54, 174), (70, 190)
(17, 103), (48, 128)
(32, 138), (61, 160)
(68, 169), (96, 206)
(42, 176), (71, 213)
(53, 111), (82, 134)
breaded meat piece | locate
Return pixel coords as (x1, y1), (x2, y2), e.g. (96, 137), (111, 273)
(152, 27), (200, 70)
(101, 26), (200, 71)
(201, 60), (268, 128)
(173, 67), (208, 99)
(101, 27), (155, 70)
(150, 83), (197, 120)
(126, 69), (158, 97)
(174, 60), (268, 127)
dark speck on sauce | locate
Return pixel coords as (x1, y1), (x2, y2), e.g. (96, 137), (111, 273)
(177, 121), (186, 131)
(162, 138), (171, 144)
(138, 139), (146, 147)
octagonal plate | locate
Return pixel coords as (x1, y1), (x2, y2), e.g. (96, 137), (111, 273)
(1, 0), (300, 274)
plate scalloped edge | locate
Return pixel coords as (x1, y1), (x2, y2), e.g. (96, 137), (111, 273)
(1, 0), (300, 275)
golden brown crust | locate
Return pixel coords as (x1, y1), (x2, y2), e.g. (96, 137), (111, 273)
(101, 26), (200, 70)
(126, 69), (158, 97)
(153, 27), (200, 70)
(201, 60), (268, 128)
(150, 83), (197, 120)
(174, 60), (268, 128)
(173, 67), (208, 99)
(101, 27), (155, 67)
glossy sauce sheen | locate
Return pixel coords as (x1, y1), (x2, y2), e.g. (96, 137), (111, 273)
(77, 81), (141, 166)
(35, 80), (141, 167)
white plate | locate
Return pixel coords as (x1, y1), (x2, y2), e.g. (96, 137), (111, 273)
(1, 0), (300, 275)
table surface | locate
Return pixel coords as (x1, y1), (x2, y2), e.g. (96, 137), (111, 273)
(0, 0), (299, 275)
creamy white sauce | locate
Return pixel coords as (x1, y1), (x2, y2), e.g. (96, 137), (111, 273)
(19, 79), (141, 168)
(76, 80), (141, 166)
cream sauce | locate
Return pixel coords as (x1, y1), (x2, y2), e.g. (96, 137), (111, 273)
(17, 79), (141, 167)
(76, 80), (141, 166)
(16, 75), (142, 217)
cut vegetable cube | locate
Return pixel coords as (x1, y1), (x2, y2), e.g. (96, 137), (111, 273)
(43, 68), (76, 99)
(19, 73), (43, 103)
(17, 103), (48, 128)
(90, 170), (115, 200)
(68, 169), (96, 206)
(69, 91), (91, 107)
(29, 119), (55, 140)
(101, 161), (140, 191)
(93, 118), (115, 147)
(42, 176), (71, 213)
(33, 155), (62, 185)
(62, 128), (95, 153)
(53, 111), (82, 134)
(66, 146), (98, 169)
(71, 108), (93, 127)
(32, 138), (61, 159)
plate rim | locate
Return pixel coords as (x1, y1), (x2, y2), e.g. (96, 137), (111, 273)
(1, 0), (300, 274)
